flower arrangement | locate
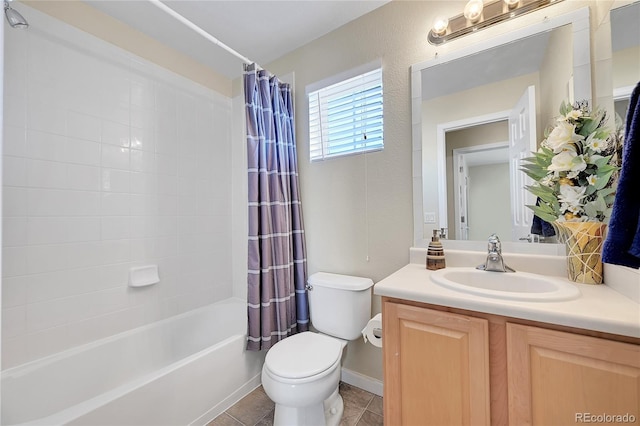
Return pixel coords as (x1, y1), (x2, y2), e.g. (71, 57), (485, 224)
(521, 101), (619, 224)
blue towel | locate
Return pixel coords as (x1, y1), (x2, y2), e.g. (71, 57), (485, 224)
(531, 198), (556, 237)
(602, 81), (640, 269)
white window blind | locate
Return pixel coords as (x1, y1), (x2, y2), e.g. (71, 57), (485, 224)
(308, 67), (383, 161)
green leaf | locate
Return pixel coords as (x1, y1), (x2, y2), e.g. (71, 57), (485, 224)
(520, 165), (548, 181)
(599, 187), (616, 197)
(594, 155), (612, 168)
(525, 186), (558, 207)
(559, 101), (572, 116)
(527, 204), (558, 223)
(584, 196), (607, 219)
(584, 202), (597, 218)
(579, 119), (599, 136)
(594, 129), (610, 140)
(594, 170), (614, 190)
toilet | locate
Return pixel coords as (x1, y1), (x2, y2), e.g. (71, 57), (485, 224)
(261, 272), (374, 426)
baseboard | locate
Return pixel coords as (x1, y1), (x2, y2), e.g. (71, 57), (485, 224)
(341, 367), (383, 397)
(193, 372), (262, 425)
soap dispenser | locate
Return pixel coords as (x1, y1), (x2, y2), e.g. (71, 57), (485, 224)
(426, 229), (446, 270)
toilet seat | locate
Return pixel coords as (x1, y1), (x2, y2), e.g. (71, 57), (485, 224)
(264, 332), (343, 381)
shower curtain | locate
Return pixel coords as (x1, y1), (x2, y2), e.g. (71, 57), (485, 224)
(244, 66), (309, 351)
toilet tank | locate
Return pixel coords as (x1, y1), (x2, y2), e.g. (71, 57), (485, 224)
(307, 272), (373, 341)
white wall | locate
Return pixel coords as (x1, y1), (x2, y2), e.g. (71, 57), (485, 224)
(2, 6), (234, 368)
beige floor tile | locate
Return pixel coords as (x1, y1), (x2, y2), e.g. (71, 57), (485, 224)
(207, 412), (244, 426)
(226, 386), (275, 426)
(219, 382), (381, 426)
(356, 410), (384, 426)
(339, 414), (362, 426)
(339, 382), (374, 410)
(254, 408), (274, 426)
(366, 395), (383, 416)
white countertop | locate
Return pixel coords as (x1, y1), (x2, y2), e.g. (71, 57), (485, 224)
(374, 262), (640, 339)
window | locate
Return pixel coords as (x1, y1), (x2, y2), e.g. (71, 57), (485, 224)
(308, 66), (383, 161)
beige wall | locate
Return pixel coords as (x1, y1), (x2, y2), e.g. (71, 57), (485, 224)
(538, 24), (574, 131)
(613, 46), (640, 90)
(263, 1), (454, 379)
(262, 0), (633, 381)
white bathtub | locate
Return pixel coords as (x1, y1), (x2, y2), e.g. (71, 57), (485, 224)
(1, 298), (265, 426)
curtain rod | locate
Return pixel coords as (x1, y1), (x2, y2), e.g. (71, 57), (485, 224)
(147, 0), (258, 68)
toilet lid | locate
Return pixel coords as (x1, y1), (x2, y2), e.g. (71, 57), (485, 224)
(265, 332), (343, 379)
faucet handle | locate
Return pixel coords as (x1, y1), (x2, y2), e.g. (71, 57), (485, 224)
(487, 233), (501, 253)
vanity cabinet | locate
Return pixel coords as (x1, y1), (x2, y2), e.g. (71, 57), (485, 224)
(507, 323), (640, 425)
(383, 302), (491, 426)
(382, 298), (640, 426)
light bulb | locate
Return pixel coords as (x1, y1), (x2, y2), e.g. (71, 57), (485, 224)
(432, 16), (449, 36)
(464, 0), (484, 22)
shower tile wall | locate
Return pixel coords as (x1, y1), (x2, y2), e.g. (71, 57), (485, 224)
(2, 7), (234, 368)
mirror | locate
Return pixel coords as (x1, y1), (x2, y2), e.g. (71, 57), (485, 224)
(411, 8), (592, 249)
(611, 2), (640, 128)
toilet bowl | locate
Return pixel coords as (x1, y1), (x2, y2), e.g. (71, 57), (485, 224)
(260, 272), (374, 426)
(261, 332), (347, 426)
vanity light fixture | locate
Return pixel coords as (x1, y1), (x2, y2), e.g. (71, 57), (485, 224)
(463, 0), (484, 23)
(432, 15), (449, 36)
(428, 0), (563, 45)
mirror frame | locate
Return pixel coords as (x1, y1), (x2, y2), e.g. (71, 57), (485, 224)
(411, 7), (592, 251)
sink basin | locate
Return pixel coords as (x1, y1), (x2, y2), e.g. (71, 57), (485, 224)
(430, 267), (581, 302)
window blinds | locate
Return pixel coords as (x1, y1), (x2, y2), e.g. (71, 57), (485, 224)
(308, 68), (383, 161)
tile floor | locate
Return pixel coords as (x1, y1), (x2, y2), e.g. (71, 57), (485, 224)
(207, 382), (383, 426)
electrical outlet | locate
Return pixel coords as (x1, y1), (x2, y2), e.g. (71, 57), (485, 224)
(424, 212), (436, 224)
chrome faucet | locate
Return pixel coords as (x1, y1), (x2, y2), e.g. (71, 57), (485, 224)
(476, 234), (515, 272)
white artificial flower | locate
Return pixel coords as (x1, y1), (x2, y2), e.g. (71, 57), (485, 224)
(558, 109), (583, 122)
(540, 174), (555, 187)
(558, 184), (586, 210)
(566, 171), (580, 179)
(543, 121), (583, 153)
(569, 205), (583, 214)
(548, 151), (587, 173)
(586, 133), (606, 153)
(573, 155), (587, 172)
(587, 175), (598, 186)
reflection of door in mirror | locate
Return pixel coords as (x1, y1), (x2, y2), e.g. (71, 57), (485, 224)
(508, 86), (537, 242)
(452, 151), (470, 240)
(443, 85), (536, 242)
(446, 123), (510, 240)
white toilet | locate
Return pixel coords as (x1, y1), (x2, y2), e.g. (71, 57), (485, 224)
(261, 272), (374, 426)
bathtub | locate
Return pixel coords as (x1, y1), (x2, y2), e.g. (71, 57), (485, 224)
(1, 298), (265, 426)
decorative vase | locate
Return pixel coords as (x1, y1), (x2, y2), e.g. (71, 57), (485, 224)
(552, 221), (607, 284)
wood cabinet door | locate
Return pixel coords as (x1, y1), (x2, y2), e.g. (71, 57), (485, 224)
(507, 323), (640, 425)
(383, 301), (490, 426)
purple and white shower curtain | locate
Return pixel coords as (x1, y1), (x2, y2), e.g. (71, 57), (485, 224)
(244, 65), (309, 351)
